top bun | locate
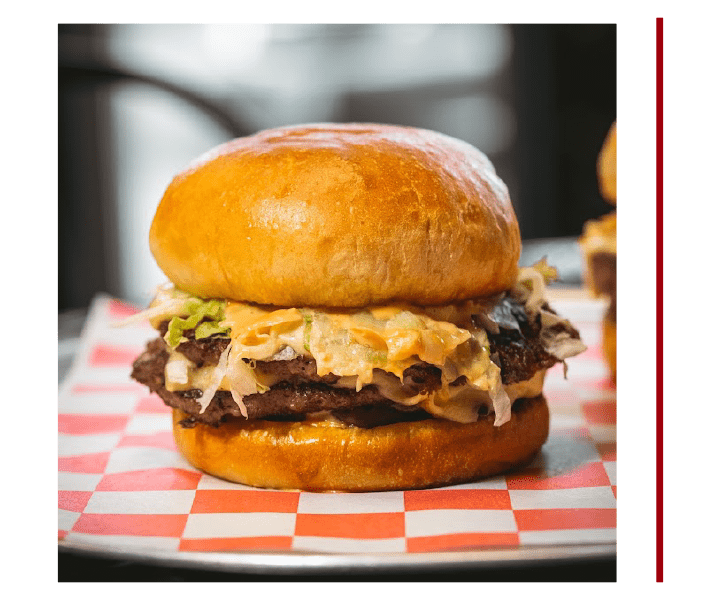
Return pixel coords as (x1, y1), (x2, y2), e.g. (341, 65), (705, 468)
(150, 123), (521, 308)
(597, 122), (617, 204)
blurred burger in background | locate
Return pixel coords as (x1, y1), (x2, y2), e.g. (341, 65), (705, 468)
(579, 122), (617, 383)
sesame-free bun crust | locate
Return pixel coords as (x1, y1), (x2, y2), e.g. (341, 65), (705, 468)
(597, 122), (617, 203)
(172, 396), (549, 492)
(150, 123), (521, 307)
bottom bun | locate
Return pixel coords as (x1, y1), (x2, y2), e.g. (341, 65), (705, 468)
(172, 395), (550, 492)
(603, 318), (617, 384)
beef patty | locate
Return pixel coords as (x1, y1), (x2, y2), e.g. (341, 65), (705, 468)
(132, 296), (575, 427)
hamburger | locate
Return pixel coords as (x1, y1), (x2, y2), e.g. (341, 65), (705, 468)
(127, 123), (586, 491)
(579, 122), (617, 383)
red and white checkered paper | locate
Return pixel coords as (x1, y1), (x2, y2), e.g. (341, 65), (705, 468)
(59, 293), (616, 554)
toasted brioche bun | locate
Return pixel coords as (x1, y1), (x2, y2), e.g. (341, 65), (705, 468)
(172, 396), (549, 492)
(150, 124), (545, 492)
(150, 123), (521, 308)
(597, 122), (617, 203)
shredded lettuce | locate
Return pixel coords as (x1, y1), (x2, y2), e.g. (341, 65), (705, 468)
(512, 260), (587, 367)
(196, 343), (232, 413)
(164, 298), (229, 349)
(301, 311), (313, 352)
(533, 257), (559, 285)
(128, 284), (192, 329)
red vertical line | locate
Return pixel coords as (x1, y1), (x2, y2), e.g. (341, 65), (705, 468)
(655, 17), (665, 583)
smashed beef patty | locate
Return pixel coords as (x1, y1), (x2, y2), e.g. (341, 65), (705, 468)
(132, 297), (575, 427)
(131, 338), (434, 427)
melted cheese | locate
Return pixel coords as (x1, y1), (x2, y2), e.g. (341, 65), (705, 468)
(165, 348), (547, 424)
(155, 262), (582, 425)
(165, 299), (531, 424)
(221, 301), (493, 395)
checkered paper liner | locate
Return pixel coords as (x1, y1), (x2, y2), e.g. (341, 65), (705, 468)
(59, 294), (616, 555)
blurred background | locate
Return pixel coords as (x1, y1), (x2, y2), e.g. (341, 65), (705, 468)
(58, 23), (616, 311)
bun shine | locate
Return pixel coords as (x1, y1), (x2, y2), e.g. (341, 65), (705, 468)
(150, 123), (521, 307)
